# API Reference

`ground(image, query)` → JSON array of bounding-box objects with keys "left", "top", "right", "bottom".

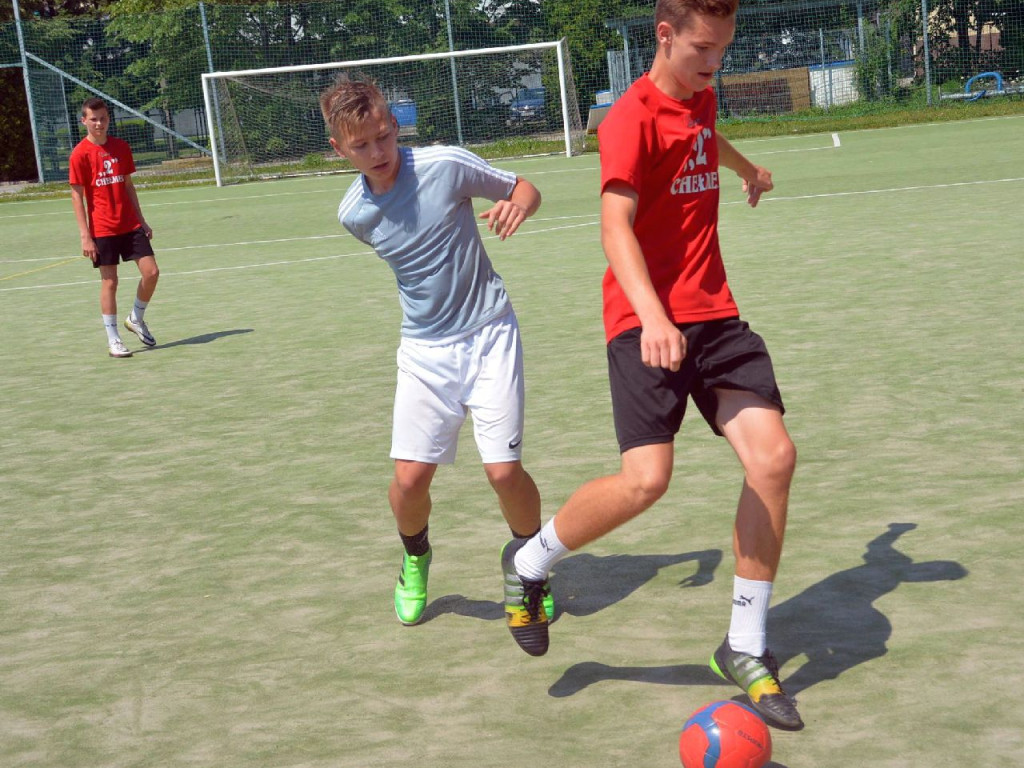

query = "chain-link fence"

[{"left": 2, "top": 0, "right": 1022, "bottom": 183}]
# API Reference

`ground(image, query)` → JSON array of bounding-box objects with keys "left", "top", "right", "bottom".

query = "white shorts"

[{"left": 391, "top": 311, "right": 525, "bottom": 465}]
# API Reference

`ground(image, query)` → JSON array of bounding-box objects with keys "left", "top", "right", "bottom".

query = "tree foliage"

[
  {"left": 3, "top": 0, "right": 1023, "bottom": 181},
  {"left": 928, "top": 0, "right": 1022, "bottom": 81}
]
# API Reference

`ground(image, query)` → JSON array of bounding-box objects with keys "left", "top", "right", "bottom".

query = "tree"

[
  {"left": 928, "top": 0, "right": 1006, "bottom": 81},
  {"left": 0, "top": 0, "right": 117, "bottom": 181}
]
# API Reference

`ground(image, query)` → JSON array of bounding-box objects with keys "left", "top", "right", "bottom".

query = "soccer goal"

[{"left": 201, "top": 39, "right": 585, "bottom": 186}]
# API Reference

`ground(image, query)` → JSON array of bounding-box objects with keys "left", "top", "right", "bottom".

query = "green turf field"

[{"left": 2, "top": 115, "right": 1022, "bottom": 768}]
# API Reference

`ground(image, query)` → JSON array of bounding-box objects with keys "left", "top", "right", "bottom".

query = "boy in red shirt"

[
  {"left": 502, "top": 0, "right": 803, "bottom": 730},
  {"left": 70, "top": 98, "right": 160, "bottom": 358}
]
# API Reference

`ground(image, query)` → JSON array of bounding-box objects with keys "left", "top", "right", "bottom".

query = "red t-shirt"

[
  {"left": 68, "top": 136, "right": 140, "bottom": 238},
  {"left": 598, "top": 74, "right": 738, "bottom": 342}
]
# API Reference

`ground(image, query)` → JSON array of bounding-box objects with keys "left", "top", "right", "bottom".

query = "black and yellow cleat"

[
  {"left": 501, "top": 538, "right": 550, "bottom": 656},
  {"left": 709, "top": 635, "right": 804, "bottom": 730}
]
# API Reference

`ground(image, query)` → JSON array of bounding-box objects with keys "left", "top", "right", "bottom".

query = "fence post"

[
  {"left": 199, "top": 2, "right": 226, "bottom": 158},
  {"left": 857, "top": 0, "right": 865, "bottom": 53},
  {"left": 11, "top": 0, "right": 45, "bottom": 183},
  {"left": 443, "top": 0, "right": 464, "bottom": 145},
  {"left": 921, "top": 0, "right": 932, "bottom": 105},
  {"left": 819, "top": 28, "right": 830, "bottom": 108}
]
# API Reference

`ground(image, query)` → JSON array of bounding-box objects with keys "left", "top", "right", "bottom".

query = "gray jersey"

[{"left": 338, "top": 145, "right": 517, "bottom": 342}]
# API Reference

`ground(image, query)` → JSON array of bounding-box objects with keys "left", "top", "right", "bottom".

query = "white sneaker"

[
  {"left": 125, "top": 314, "right": 156, "bottom": 347},
  {"left": 108, "top": 338, "right": 133, "bottom": 358}
]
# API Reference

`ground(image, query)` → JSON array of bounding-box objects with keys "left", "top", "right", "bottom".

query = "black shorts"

[
  {"left": 93, "top": 228, "right": 154, "bottom": 268},
  {"left": 607, "top": 317, "right": 785, "bottom": 452}
]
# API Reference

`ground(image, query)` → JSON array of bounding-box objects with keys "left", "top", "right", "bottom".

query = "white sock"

[
  {"left": 102, "top": 314, "right": 120, "bottom": 343},
  {"left": 727, "top": 576, "right": 773, "bottom": 656},
  {"left": 514, "top": 518, "right": 569, "bottom": 581},
  {"left": 132, "top": 298, "right": 148, "bottom": 321}
]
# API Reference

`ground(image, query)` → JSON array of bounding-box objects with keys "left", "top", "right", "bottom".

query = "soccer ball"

[{"left": 679, "top": 700, "right": 772, "bottom": 768}]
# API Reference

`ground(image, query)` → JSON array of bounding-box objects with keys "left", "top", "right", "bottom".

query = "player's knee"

[
  {"left": 391, "top": 467, "right": 433, "bottom": 500},
  {"left": 626, "top": 468, "right": 671, "bottom": 510},
  {"left": 484, "top": 461, "right": 525, "bottom": 494},
  {"left": 751, "top": 437, "right": 797, "bottom": 487}
]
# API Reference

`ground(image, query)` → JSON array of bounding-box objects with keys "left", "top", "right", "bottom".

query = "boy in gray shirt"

[{"left": 320, "top": 79, "right": 550, "bottom": 652}]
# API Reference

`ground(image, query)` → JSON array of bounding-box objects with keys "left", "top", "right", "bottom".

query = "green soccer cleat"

[
  {"left": 709, "top": 635, "right": 804, "bottom": 730},
  {"left": 394, "top": 548, "right": 431, "bottom": 626},
  {"left": 501, "top": 538, "right": 550, "bottom": 656},
  {"left": 542, "top": 581, "right": 555, "bottom": 623}
]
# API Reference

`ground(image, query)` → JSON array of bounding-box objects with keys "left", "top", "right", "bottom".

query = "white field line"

[
  {"left": 0, "top": 214, "right": 600, "bottom": 265},
  {"left": 0, "top": 218, "right": 603, "bottom": 293},
  {"left": 723, "top": 175, "right": 1024, "bottom": 206},
  {"left": 4, "top": 110, "right": 1023, "bottom": 221},
  {"left": 4, "top": 175, "right": 1022, "bottom": 291}
]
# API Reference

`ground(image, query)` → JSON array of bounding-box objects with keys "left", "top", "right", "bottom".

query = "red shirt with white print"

[
  {"left": 598, "top": 74, "right": 738, "bottom": 343},
  {"left": 68, "top": 136, "right": 140, "bottom": 238}
]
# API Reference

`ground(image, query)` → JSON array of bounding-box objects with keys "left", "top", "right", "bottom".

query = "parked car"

[{"left": 508, "top": 87, "right": 546, "bottom": 125}]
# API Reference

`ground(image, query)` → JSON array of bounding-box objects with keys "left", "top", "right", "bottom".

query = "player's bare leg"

[
  {"left": 134, "top": 254, "right": 159, "bottom": 303},
  {"left": 389, "top": 460, "right": 437, "bottom": 625},
  {"left": 551, "top": 441, "right": 674, "bottom": 549},
  {"left": 484, "top": 460, "right": 541, "bottom": 537},
  {"left": 99, "top": 264, "right": 119, "bottom": 316},
  {"left": 98, "top": 264, "right": 131, "bottom": 357},
  {"left": 715, "top": 388, "right": 794, "bottom": 582},
  {"left": 125, "top": 255, "right": 160, "bottom": 346},
  {"left": 486, "top": 460, "right": 557, "bottom": 638},
  {"left": 389, "top": 459, "right": 436, "bottom": 536},
  {"left": 710, "top": 387, "right": 803, "bottom": 729},
  {"left": 502, "top": 443, "right": 673, "bottom": 655}
]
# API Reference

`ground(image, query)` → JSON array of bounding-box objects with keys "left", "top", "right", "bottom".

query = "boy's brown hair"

[
  {"left": 655, "top": 0, "right": 739, "bottom": 30},
  {"left": 81, "top": 97, "right": 108, "bottom": 116},
  {"left": 319, "top": 77, "right": 390, "bottom": 140}
]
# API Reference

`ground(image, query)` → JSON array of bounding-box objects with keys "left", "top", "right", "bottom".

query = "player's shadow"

[
  {"left": 417, "top": 549, "right": 723, "bottom": 625},
  {"left": 136, "top": 328, "right": 254, "bottom": 351},
  {"left": 548, "top": 523, "right": 967, "bottom": 701}
]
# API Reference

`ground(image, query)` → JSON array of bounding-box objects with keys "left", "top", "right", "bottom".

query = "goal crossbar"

[
  {"left": 203, "top": 41, "right": 569, "bottom": 81},
  {"left": 201, "top": 39, "right": 583, "bottom": 186}
]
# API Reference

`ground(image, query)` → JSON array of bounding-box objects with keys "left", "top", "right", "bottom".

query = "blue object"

[
  {"left": 964, "top": 72, "right": 1003, "bottom": 101},
  {"left": 389, "top": 100, "right": 417, "bottom": 128}
]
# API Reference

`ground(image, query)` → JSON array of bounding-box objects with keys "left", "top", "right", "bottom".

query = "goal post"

[{"left": 201, "top": 40, "right": 584, "bottom": 186}]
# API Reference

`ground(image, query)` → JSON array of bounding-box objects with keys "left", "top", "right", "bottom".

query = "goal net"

[{"left": 202, "top": 40, "right": 584, "bottom": 186}]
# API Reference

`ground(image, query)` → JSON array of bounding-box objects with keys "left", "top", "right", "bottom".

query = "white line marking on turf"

[
  {"left": 0, "top": 252, "right": 367, "bottom": 292},
  {"left": 0, "top": 216, "right": 598, "bottom": 264},
  {"left": 5, "top": 176, "right": 1021, "bottom": 291},
  {"left": 747, "top": 144, "right": 839, "bottom": 157},
  {"left": 723, "top": 175, "right": 1024, "bottom": 205},
  {"left": 0, "top": 233, "right": 356, "bottom": 264},
  {"left": 0, "top": 187, "right": 341, "bottom": 219}
]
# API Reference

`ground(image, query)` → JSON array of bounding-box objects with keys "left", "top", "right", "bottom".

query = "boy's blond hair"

[
  {"left": 655, "top": 0, "right": 739, "bottom": 30},
  {"left": 319, "top": 77, "right": 390, "bottom": 140}
]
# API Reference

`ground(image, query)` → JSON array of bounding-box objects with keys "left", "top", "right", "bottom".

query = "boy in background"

[
  {"left": 320, "top": 79, "right": 552, "bottom": 642},
  {"left": 69, "top": 97, "right": 159, "bottom": 358},
  {"left": 504, "top": 0, "right": 804, "bottom": 728}
]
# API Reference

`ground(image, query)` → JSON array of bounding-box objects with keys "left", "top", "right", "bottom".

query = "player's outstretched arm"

[
  {"left": 479, "top": 177, "right": 540, "bottom": 240},
  {"left": 719, "top": 136, "right": 773, "bottom": 208}
]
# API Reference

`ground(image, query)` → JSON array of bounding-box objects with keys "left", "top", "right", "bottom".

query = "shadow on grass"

[
  {"left": 136, "top": 328, "right": 254, "bottom": 351},
  {"left": 417, "top": 549, "right": 723, "bottom": 625},
  {"left": 548, "top": 523, "right": 967, "bottom": 704}
]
